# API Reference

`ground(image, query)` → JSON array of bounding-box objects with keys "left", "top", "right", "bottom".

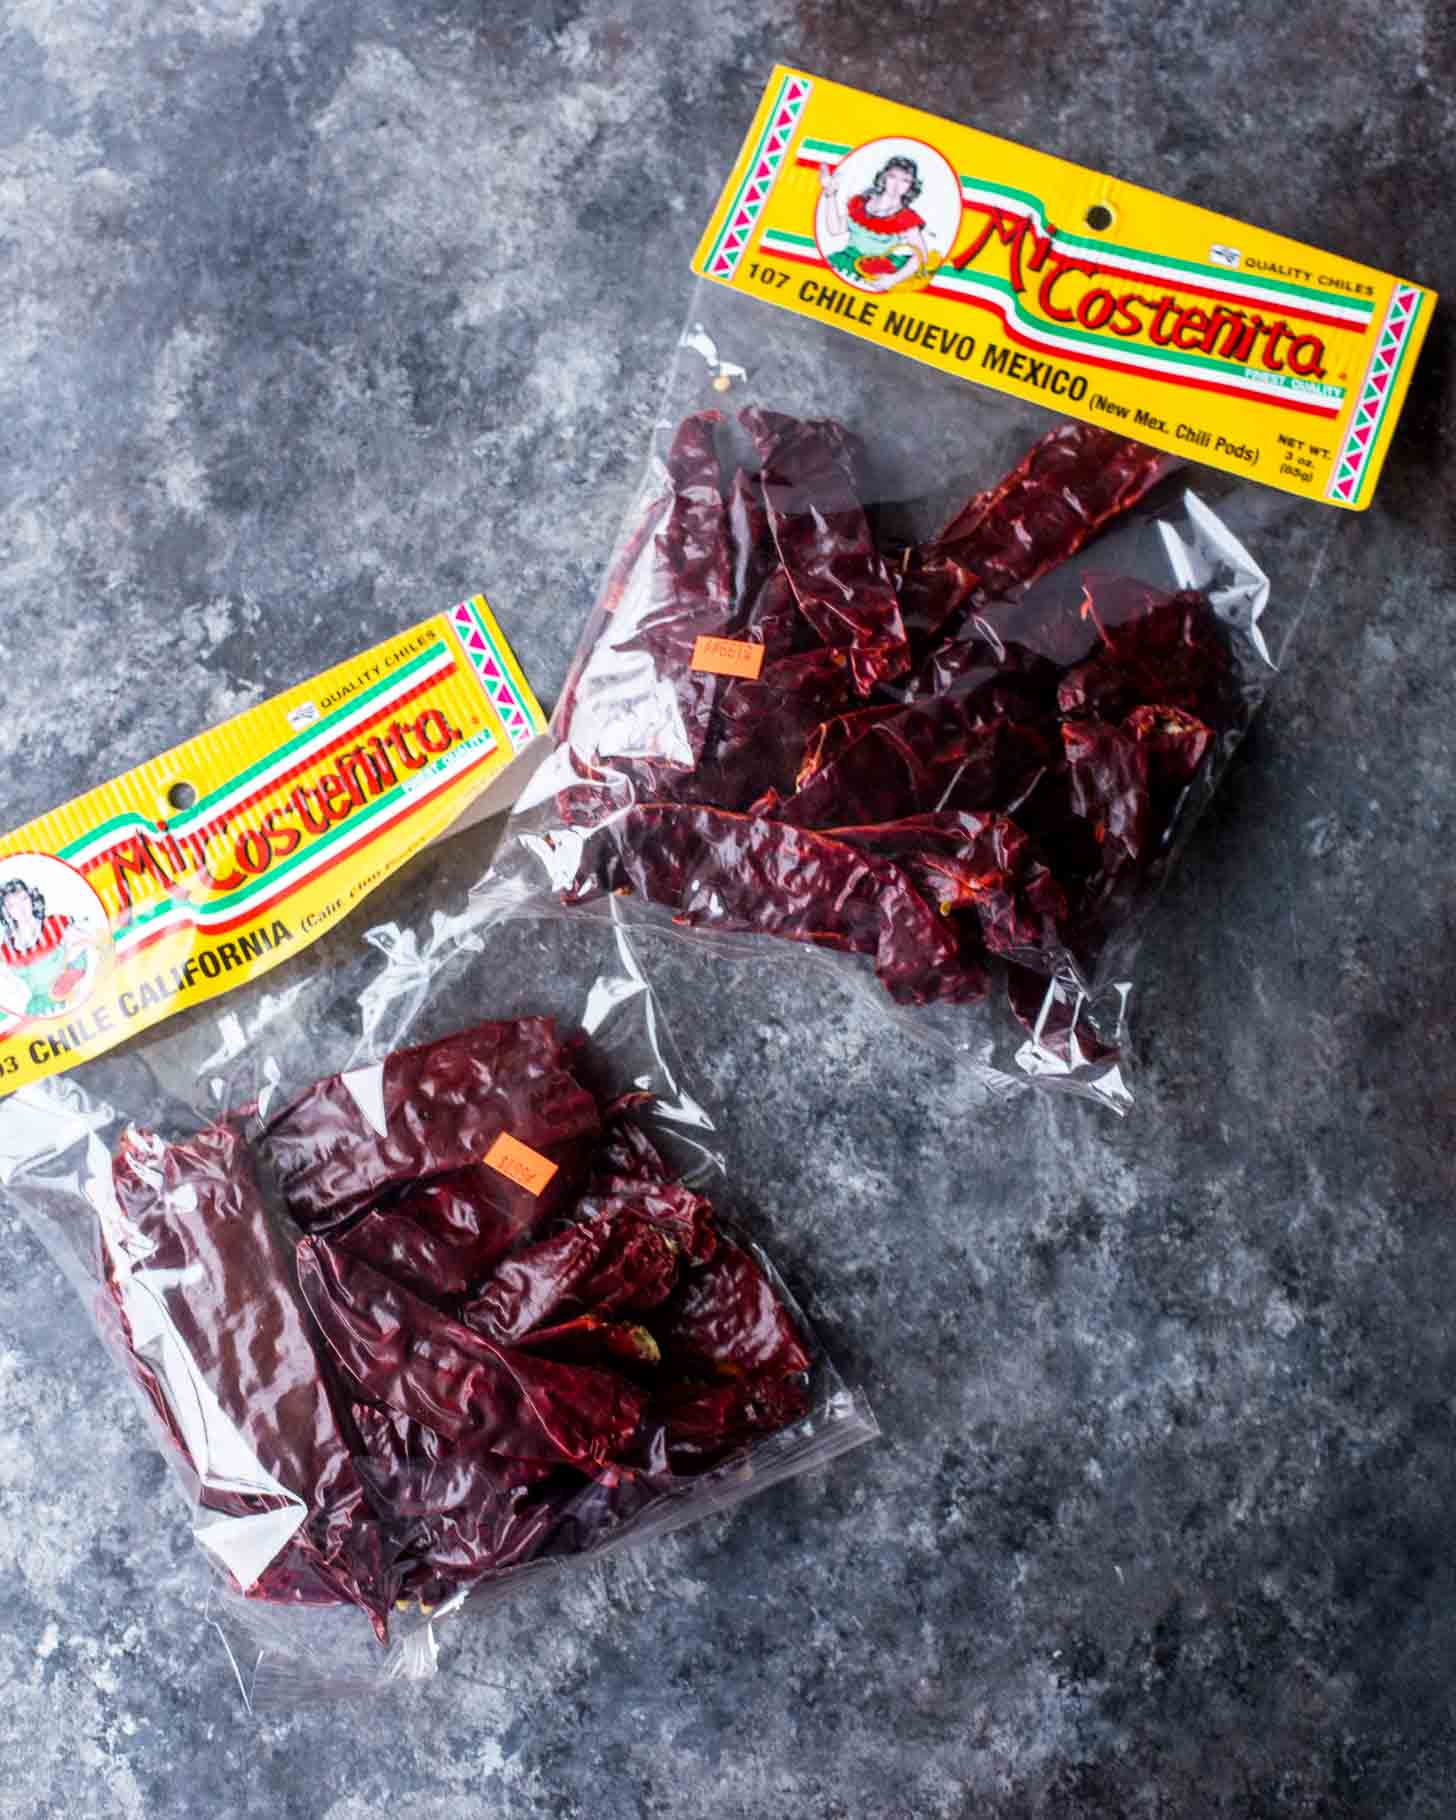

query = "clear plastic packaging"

[
  {"left": 481, "top": 285, "right": 1339, "bottom": 1111},
  {"left": 0, "top": 828, "right": 875, "bottom": 1706}
]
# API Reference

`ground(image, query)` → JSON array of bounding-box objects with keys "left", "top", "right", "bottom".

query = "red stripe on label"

[
  {"left": 932, "top": 286, "right": 1343, "bottom": 418},
  {"left": 81, "top": 660, "right": 462, "bottom": 879},
  {"left": 115, "top": 749, "right": 496, "bottom": 957},
  {"left": 954, "top": 202, "right": 1367, "bottom": 335},
  {"left": 760, "top": 244, "right": 1340, "bottom": 417}
]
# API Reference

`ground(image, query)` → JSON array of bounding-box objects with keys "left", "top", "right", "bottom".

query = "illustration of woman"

[
  {"left": 819, "top": 154, "right": 931, "bottom": 291},
  {"left": 0, "top": 878, "right": 97, "bottom": 1019}
]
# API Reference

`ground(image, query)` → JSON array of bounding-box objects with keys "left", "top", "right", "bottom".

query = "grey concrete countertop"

[{"left": 2, "top": 3, "right": 1453, "bottom": 1814}]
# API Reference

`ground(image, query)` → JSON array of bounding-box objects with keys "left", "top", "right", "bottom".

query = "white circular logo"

[
  {"left": 814, "top": 135, "right": 963, "bottom": 294},
  {"left": 0, "top": 854, "right": 112, "bottom": 1024}
]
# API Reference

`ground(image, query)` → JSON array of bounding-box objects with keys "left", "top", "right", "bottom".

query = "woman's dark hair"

[
  {"left": 0, "top": 879, "right": 47, "bottom": 946},
  {"left": 863, "top": 155, "right": 923, "bottom": 207}
]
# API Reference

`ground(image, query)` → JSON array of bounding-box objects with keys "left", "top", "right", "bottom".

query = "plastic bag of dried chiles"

[
  {"left": 480, "top": 66, "right": 1435, "bottom": 1112},
  {"left": 0, "top": 598, "right": 875, "bottom": 1707}
]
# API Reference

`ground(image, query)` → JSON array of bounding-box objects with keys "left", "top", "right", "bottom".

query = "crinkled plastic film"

[
  {"left": 0, "top": 829, "right": 876, "bottom": 1707},
  {"left": 481, "top": 283, "right": 1341, "bottom": 1111}
]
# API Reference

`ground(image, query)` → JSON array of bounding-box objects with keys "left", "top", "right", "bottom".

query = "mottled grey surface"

[{"left": 1, "top": 1, "right": 1454, "bottom": 1814}]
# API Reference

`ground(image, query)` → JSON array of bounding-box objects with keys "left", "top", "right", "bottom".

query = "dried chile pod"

[
  {"left": 912, "top": 423, "right": 1173, "bottom": 651},
  {"left": 396, "top": 1464, "right": 567, "bottom": 1600},
  {"left": 657, "top": 1371, "right": 812, "bottom": 1472},
  {"left": 353, "top": 1403, "right": 555, "bottom": 1521},
  {"left": 827, "top": 811, "right": 1070, "bottom": 972},
  {"left": 1056, "top": 706, "right": 1215, "bottom": 970},
  {"left": 327, "top": 1200, "right": 486, "bottom": 1305},
  {"left": 353, "top": 1401, "right": 451, "bottom": 1486},
  {"left": 907, "top": 609, "right": 1083, "bottom": 703},
  {"left": 575, "top": 1180, "right": 719, "bottom": 1262},
  {"left": 556, "top": 800, "right": 987, "bottom": 1006},
  {"left": 245, "top": 1530, "right": 414, "bottom": 1633},
  {"left": 654, "top": 1238, "right": 813, "bottom": 1382},
  {"left": 823, "top": 809, "right": 1001, "bottom": 891},
  {"left": 352, "top": 1407, "right": 565, "bottom": 1598},
  {"left": 462, "top": 1207, "right": 685, "bottom": 1342},
  {"left": 261, "top": 1017, "right": 601, "bottom": 1227},
  {"left": 327, "top": 1163, "right": 552, "bottom": 1305},
  {"left": 741, "top": 406, "right": 909, "bottom": 693},
  {"left": 591, "top": 1095, "right": 675, "bottom": 1186},
  {"left": 1063, "top": 719, "right": 1155, "bottom": 870},
  {"left": 1125, "top": 703, "right": 1215, "bottom": 794},
  {"left": 1058, "top": 577, "right": 1234, "bottom": 728},
  {"left": 554, "top": 646, "right": 855, "bottom": 823},
  {"left": 557, "top": 472, "right": 839, "bottom": 822},
  {"left": 104, "top": 1124, "right": 391, "bottom": 1632},
  {"left": 334, "top": 1139, "right": 596, "bottom": 1306},
  {"left": 727, "top": 473, "right": 825, "bottom": 662},
  {"left": 795, "top": 702, "right": 907, "bottom": 789},
  {"left": 514, "top": 1315, "right": 664, "bottom": 1371},
  {"left": 695, "top": 647, "right": 854, "bottom": 808},
  {"left": 895, "top": 541, "right": 980, "bottom": 654},
  {"left": 611, "top": 410, "right": 737, "bottom": 766},
  {"left": 297, "top": 1235, "right": 645, "bottom": 1472},
  {"left": 902, "top": 555, "right": 1113, "bottom": 703},
  {"left": 774, "top": 707, "right": 1052, "bottom": 830}
]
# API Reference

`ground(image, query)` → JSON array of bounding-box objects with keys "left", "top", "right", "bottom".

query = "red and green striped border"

[
  {"left": 703, "top": 72, "right": 813, "bottom": 280},
  {"left": 449, "top": 595, "right": 544, "bottom": 749},
  {"left": 1325, "top": 283, "right": 1424, "bottom": 505}
]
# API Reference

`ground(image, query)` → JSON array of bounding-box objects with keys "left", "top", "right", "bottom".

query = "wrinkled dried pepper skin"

[
  {"left": 310, "top": 1236, "right": 651, "bottom": 1461},
  {"left": 613, "top": 411, "right": 737, "bottom": 767},
  {"left": 328, "top": 1163, "right": 549, "bottom": 1305},
  {"left": 261, "top": 1018, "right": 600, "bottom": 1227},
  {"left": 463, "top": 1209, "right": 683, "bottom": 1342},
  {"left": 741, "top": 406, "right": 910, "bottom": 693},
  {"left": 104, "top": 1123, "right": 391, "bottom": 1631},
  {"left": 546, "top": 410, "right": 1240, "bottom": 1044},
  {"left": 902, "top": 422, "right": 1174, "bottom": 668},
  {"left": 100, "top": 1018, "right": 819, "bottom": 1637},
  {"left": 774, "top": 705, "right": 1052, "bottom": 830},
  {"left": 827, "top": 812, "right": 1070, "bottom": 974},
  {"left": 656, "top": 1238, "right": 812, "bottom": 1382},
  {"left": 351, "top": 1403, "right": 564, "bottom": 1600},
  {"left": 1059, "top": 577, "right": 1234, "bottom": 728},
  {"left": 558, "top": 800, "right": 987, "bottom": 1005},
  {"left": 660, "top": 1372, "right": 811, "bottom": 1471}
]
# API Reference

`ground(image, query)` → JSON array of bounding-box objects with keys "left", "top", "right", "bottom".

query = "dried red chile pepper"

[
  {"left": 557, "top": 412, "right": 736, "bottom": 774},
  {"left": 100, "top": 1123, "right": 394, "bottom": 1635},
  {"left": 98, "top": 1019, "right": 817, "bottom": 1638},
  {"left": 262, "top": 1016, "right": 600, "bottom": 1227},
  {"left": 550, "top": 409, "right": 1240, "bottom": 1054},
  {"left": 741, "top": 406, "right": 910, "bottom": 693},
  {"left": 557, "top": 799, "right": 988, "bottom": 1005},
  {"left": 899, "top": 421, "right": 1173, "bottom": 664}
]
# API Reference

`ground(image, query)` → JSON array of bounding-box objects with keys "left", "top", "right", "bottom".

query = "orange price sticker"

[
  {"left": 690, "top": 635, "right": 765, "bottom": 680},
  {"left": 482, "top": 1131, "right": 558, "bottom": 1196}
]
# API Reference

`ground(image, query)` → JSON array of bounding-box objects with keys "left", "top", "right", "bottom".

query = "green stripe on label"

[
  {"left": 58, "top": 641, "right": 449, "bottom": 862},
  {"left": 1354, "top": 291, "right": 1421, "bottom": 506},
  {"left": 708, "top": 74, "right": 795, "bottom": 269},
  {"left": 956, "top": 175, "right": 1371, "bottom": 315}
]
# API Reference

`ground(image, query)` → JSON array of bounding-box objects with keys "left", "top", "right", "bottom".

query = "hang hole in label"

[
  {"left": 1084, "top": 203, "right": 1115, "bottom": 232},
  {"left": 167, "top": 781, "right": 197, "bottom": 812}
]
